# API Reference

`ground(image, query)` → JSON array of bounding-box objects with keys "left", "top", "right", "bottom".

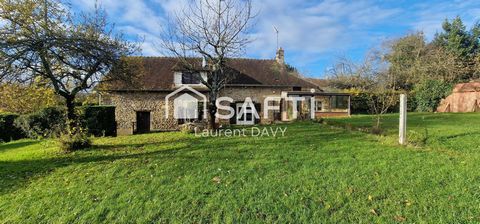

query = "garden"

[{"left": 1, "top": 113, "right": 479, "bottom": 223}]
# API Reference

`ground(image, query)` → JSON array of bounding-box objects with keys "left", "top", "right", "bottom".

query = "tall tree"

[
  {"left": 433, "top": 16, "right": 480, "bottom": 59},
  {"left": 385, "top": 32, "right": 426, "bottom": 90},
  {"left": 418, "top": 46, "right": 472, "bottom": 83},
  {"left": 0, "top": 0, "right": 138, "bottom": 124},
  {"left": 0, "top": 78, "right": 58, "bottom": 114},
  {"left": 160, "top": 0, "right": 256, "bottom": 129}
]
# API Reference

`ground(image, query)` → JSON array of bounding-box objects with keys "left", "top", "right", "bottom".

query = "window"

[
  {"left": 182, "top": 72, "right": 202, "bottom": 84},
  {"left": 332, "top": 96, "right": 349, "bottom": 110},
  {"left": 315, "top": 101, "right": 323, "bottom": 112},
  {"left": 292, "top": 86, "right": 302, "bottom": 91},
  {"left": 197, "top": 102, "right": 204, "bottom": 121},
  {"left": 177, "top": 102, "right": 204, "bottom": 124}
]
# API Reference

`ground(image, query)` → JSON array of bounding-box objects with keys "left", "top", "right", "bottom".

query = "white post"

[{"left": 399, "top": 94, "right": 407, "bottom": 145}]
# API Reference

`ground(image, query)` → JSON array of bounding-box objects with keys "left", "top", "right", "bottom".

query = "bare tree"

[
  {"left": 360, "top": 50, "right": 399, "bottom": 130},
  {"left": 327, "top": 51, "right": 399, "bottom": 130},
  {"left": 160, "top": 0, "right": 256, "bottom": 129},
  {"left": 0, "top": 0, "right": 138, "bottom": 124},
  {"left": 326, "top": 56, "right": 375, "bottom": 90}
]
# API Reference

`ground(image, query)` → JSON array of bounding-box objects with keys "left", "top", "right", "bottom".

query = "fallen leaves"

[
  {"left": 368, "top": 195, "right": 373, "bottom": 201},
  {"left": 212, "top": 176, "right": 221, "bottom": 184},
  {"left": 394, "top": 215, "right": 406, "bottom": 222}
]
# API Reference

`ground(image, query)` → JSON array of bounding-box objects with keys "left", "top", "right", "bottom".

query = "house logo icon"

[{"left": 165, "top": 86, "right": 208, "bottom": 120}]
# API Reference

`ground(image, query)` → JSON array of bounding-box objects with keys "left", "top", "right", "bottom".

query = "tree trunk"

[
  {"left": 375, "top": 115, "right": 381, "bottom": 129},
  {"left": 65, "top": 94, "right": 77, "bottom": 124},
  {"left": 208, "top": 91, "right": 218, "bottom": 130},
  {"left": 208, "top": 104, "right": 217, "bottom": 129}
]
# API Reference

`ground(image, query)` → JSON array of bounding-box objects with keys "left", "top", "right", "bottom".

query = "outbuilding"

[{"left": 437, "top": 81, "right": 480, "bottom": 113}]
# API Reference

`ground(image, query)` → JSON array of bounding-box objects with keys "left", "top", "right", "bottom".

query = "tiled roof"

[
  {"left": 106, "top": 57, "right": 319, "bottom": 91},
  {"left": 453, "top": 82, "right": 480, "bottom": 93},
  {"left": 305, "top": 78, "right": 329, "bottom": 88}
]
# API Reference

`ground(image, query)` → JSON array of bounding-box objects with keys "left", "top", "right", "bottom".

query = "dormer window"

[
  {"left": 174, "top": 71, "right": 207, "bottom": 87},
  {"left": 292, "top": 86, "right": 302, "bottom": 91},
  {"left": 182, "top": 72, "right": 202, "bottom": 84}
]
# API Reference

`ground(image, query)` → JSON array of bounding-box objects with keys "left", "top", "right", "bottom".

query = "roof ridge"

[{"left": 129, "top": 55, "right": 275, "bottom": 61}]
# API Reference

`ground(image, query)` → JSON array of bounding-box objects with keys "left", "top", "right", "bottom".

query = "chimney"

[{"left": 276, "top": 47, "right": 285, "bottom": 64}]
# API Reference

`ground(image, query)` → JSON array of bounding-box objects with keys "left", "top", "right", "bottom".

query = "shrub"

[
  {"left": 370, "top": 126, "right": 384, "bottom": 135},
  {"left": 57, "top": 125, "right": 91, "bottom": 152},
  {"left": 414, "top": 80, "right": 453, "bottom": 112},
  {"left": 0, "top": 113, "right": 25, "bottom": 142},
  {"left": 15, "top": 107, "right": 66, "bottom": 139},
  {"left": 80, "top": 106, "right": 116, "bottom": 137},
  {"left": 408, "top": 128, "right": 429, "bottom": 146},
  {"left": 350, "top": 93, "right": 371, "bottom": 114},
  {"left": 406, "top": 92, "right": 417, "bottom": 112},
  {"left": 313, "top": 117, "right": 325, "bottom": 124},
  {"left": 349, "top": 91, "right": 415, "bottom": 114}
]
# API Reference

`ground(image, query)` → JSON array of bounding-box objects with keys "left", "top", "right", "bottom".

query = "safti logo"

[{"left": 166, "top": 86, "right": 317, "bottom": 121}]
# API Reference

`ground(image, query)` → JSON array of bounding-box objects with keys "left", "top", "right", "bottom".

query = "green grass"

[
  {"left": 1, "top": 113, "right": 480, "bottom": 223},
  {"left": 325, "top": 112, "right": 480, "bottom": 152}
]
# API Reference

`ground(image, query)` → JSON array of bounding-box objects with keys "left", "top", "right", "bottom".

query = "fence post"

[{"left": 399, "top": 94, "right": 407, "bottom": 145}]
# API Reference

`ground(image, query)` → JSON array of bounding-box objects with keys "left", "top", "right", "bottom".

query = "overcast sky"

[{"left": 72, "top": 0, "right": 480, "bottom": 78}]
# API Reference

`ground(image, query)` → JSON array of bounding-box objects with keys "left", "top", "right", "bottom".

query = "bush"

[
  {"left": 408, "top": 128, "right": 429, "bottom": 146},
  {"left": 350, "top": 93, "right": 371, "bottom": 114},
  {"left": 407, "top": 92, "right": 417, "bottom": 112},
  {"left": 414, "top": 80, "right": 453, "bottom": 112},
  {"left": 11, "top": 105, "right": 116, "bottom": 140},
  {"left": 350, "top": 92, "right": 403, "bottom": 114},
  {"left": 370, "top": 126, "right": 384, "bottom": 135},
  {"left": 15, "top": 107, "right": 66, "bottom": 139},
  {"left": 0, "top": 113, "right": 25, "bottom": 142},
  {"left": 80, "top": 106, "right": 116, "bottom": 137},
  {"left": 57, "top": 126, "right": 91, "bottom": 152},
  {"left": 313, "top": 117, "right": 325, "bottom": 124}
]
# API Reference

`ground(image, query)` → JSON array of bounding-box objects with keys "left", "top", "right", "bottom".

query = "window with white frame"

[
  {"left": 181, "top": 72, "right": 202, "bottom": 84},
  {"left": 315, "top": 101, "right": 323, "bottom": 112}
]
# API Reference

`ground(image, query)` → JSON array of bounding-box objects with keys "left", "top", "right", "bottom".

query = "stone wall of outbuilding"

[
  {"left": 103, "top": 86, "right": 312, "bottom": 135},
  {"left": 104, "top": 92, "right": 178, "bottom": 135}
]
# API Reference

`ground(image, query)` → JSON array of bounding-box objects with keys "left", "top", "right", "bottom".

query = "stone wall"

[
  {"left": 219, "top": 86, "right": 292, "bottom": 124},
  {"left": 105, "top": 86, "right": 308, "bottom": 135},
  {"left": 106, "top": 92, "right": 179, "bottom": 135}
]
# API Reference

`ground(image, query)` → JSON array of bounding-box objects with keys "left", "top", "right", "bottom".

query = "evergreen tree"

[{"left": 433, "top": 16, "right": 480, "bottom": 58}]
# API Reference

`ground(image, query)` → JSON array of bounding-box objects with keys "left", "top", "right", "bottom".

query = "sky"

[{"left": 72, "top": 0, "right": 480, "bottom": 78}]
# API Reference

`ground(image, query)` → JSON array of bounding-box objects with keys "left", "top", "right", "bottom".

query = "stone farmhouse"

[{"left": 101, "top": 49, "right": 351, "bottom": 135}]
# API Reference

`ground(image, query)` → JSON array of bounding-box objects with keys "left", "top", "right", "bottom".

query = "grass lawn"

[{"left": 1, "top": 113, "right": 480, "bottom": 223}]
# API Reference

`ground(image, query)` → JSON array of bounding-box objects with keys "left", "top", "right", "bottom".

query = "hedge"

[
  {"left": 414, "top": 80, "right": 453, "bottom": 112},
  {"left": 1, "top": 106, "right": 116, "bottom": 141},
  {"left": 350, "top": 92, "right": 416, "bottom": 114},
  {"left": 0, "top": 113, "right": 25, "bottom": 142},
  {"left": 14, "top": 107, "right": 66, "bottom": 139},
  {"left": 81, "top": 106, "right": 116, "bottom": 137}
]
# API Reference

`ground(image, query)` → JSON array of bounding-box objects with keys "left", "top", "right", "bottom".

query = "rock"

[{"left": 180, "top": 122, "right": 207, "bottom": 133}]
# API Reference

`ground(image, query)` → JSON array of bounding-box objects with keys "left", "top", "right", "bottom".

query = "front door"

[
  {"left": 136, "top": 111, "right": 151, "bottom": 133},
  {"left": 236, "top": 103, "right": 255, "bottom": 125}
]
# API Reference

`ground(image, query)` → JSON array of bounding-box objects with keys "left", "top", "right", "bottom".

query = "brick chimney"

[{"left": 276, "top": 47, "right": 285, "bottom": 64}]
